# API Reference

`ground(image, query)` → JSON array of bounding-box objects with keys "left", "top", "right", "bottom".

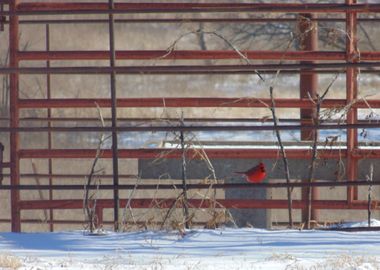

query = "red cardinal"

[{"left": 235, "top": 162, "right": 266, "bottom": 183}]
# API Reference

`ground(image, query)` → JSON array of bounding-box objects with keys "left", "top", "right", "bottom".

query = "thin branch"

[
  {"left": 83, "top": 102, "right": 106, "bottom": 233},
  {"left": 269, "top": 85, "right": 293, "bottom": 228},
  {"left": 367, "top": 163, "right": 374, "bottom": 228},
  {"left": 305, "top": 73, "right": 339, "bottom": 229},
  {"left": 121, "top": 176, "right": 141, "bottom": 231},
  {"left": 31, "top": 160, "right": 49, "bottom": 223},
  {"left": 264, "top": 22, "right": 303, "bottom": 229},
  {"left": 359, "top": 23, "right": 377, "bottom": 51},
  {"left": 160, "top": 192, "right": 183, "bottom": 230},
  {"left": 159, "top": 29, "right": 264, "bottom": 82},
  {"left": 179, "top": 114, "right": 190, "bottom": 229}
]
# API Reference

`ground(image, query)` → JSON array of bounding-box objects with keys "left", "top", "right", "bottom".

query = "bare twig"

[
  {"left": 359, "top": 23, "right": 377, "bottom": 51},
  {"left": 305, "top": 73, "right": 339, "bottom": 229},
  {"left": 269, "top": 85, "right": 293, "bottom": 228},
  {"left": 160, "top": 192, "right": 183, "bottom": 230},
  {"left": 265, "top": 26, "right": 302, "bottom": 229},
  {"left": 179, "top": 114, "right": 190, "bottom": 229},
  {"left": 83, "top": 103, "right": 106, "bottom": 233},
  {"left": 159, "top": 29, "right": 264, "bottom": 82},
  {"left": 31, "top": 160, "right": 49, "bottom": 223},
  {"left": 367, "top": 163, "right": 374, "bottom": 228},
  {"left": 121, "top": 176, "right": 141, "bottom": 231}
]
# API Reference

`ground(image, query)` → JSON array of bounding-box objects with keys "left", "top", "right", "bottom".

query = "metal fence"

[{"left": 1, "top": 1, "right": 380, "bottom": 232}]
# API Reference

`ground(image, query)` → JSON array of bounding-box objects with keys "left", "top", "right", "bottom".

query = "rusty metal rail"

[
  {"left": 17, "top": 199, "right": 380, "bottom": 211},
  {"left": 15, "top": 50, "right": 380, "bottom": 61},
  {"left": 16, "top": 148, "right": 379, "bottom": 160},
  {"left": 0, "top": 181, "right": 379, "bottom": 190},
  {"left": 3, "top": 3, "right": 380, "bottom": 15},
  {"left": 16, "top": 97, "right": 380, "bottom": 109},
  {"left": 0, "top": 123, "right": 379, "bottom": 133},
  {"left": 3, "top": 17, "right": 380, "bottom": 25},
  {"left": 1, "top": 62, "right": 380, "bottom": 74}
]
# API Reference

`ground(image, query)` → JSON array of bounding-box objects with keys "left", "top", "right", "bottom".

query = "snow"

[
  {"left": 112, "top": 122, "right": 380, "bottom": 149},
  {"left": 330, "top": 218, "right": 380, "bottom": 229},
  {"left": 2, "top": 223, "right": 380, "bottom": 269}
]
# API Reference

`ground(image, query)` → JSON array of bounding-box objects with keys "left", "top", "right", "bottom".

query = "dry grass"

[
  {"left": 266, "top": 253, "right": 297, "bottom": 262},
  {"left": 317, "top": 254, "right": 380, "bottom": 270},
  {"left": 281, "top": 254, "right": 380, "bottom": 270},
  {"left": 0, "top": 254, "right": 22, "bottom": 269}
]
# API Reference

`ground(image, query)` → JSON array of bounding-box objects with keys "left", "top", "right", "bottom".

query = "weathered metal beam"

[
  {"left": 0, "top": 116, "right": 377, "bottom": 124},
  {"left": 17, "top": 50, "right": 380, "bottom": 61},
  {"left": 108, "top": 0, "right": 120, "bottom": 232},
  {"left": 18, "top": 148, "right": 345, "bottom": 159},
  {"left": 1, "top": 62, "right": 380, "bottom": 74},
  {"left": 45, "top": 23, "right": 54, "bottom": 232},
  {"left": 299, "top": 13, "right": 320, "bottom": 225},
  {"left": 0, "top": 123, "right": 379, "bottom": 133},
  {"left": 2, "top": 173, "right": 137, "bottom": 179},
  {"left": 18, "top": 199, "right": 380, "bottom": 210},
  {"left": 0, "top": 116, "right": 304, "bottom": 123},
  {"left": 7, "top": 3, "right": 380, "bottom": 16},
  {"left": 9, "top": 0, "right": 20, "bottom": 233},
  {"left": 17, "top": 148, "right": 379, "bottom": 160},
  {"left": 346, "top": 0, "right": 359, "bottom": 203},
  {"left": 3, "top": 181, "right": 380, "bottom": 190},
  {"left": 16, "top": 97, "right": 380, "bottom": 109},
  {"left": 4, "top": 17, "right": 380, "bottom": 25}
]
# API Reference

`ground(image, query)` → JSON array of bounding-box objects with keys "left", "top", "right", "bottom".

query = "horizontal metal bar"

[
  {"left": 16, "top": 97, "right": 380, "bottom": 109},
  {"left": 1, "top": 62, "right": 380, "bottom": 74},
  {"left": 4, "top": 17, "right": 380, "bottom": 25},
  {"left": 0, "top": 117, "right": 377, "bottom": 124},
  {"left": 17, "top": 50, "right": 380, "bottom": 61},
  {"left": 1, "top": 68, "right": 379, "bottom": 76},
  {"left": 1, "top": 173, "right": 137, "bottom": 179},
  {"left": 2, "top": 181, "right": 380, "bottom": 190},
  {"left": 17, "top": 148, "right": 378, "bottom": 159},
  {"left": 0, "top": 123, "right": 379, "bottom": 133},
  {"left": 0, "top": 219, "right": 211, "bottom": 226},
  {"left": 18, "top": 198, "right": 380, "bottom": 210},
  {"left": 7, "top": 162, "right": 379, "bottom": 179},
  {"left": 0, "top": 117, "right": 303, "bottom": 123},
  {"left": 1, "top": 162, "right": 10, "bottom": 168},
  {"left": 4, "top": 3, "right": 379, "bottom": 16},
  {"left": 0, "top": 218, "right": 214, "bottom": 228},
  {"left": 0, "top": 219, "right": 86, "bottom": 225},
  {"left": 18, "top": 148, "right": 346, "bottom": 159}
]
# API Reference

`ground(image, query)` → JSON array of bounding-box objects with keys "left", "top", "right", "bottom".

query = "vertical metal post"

[
  {"left": 108, "top": 0, "right": 120, "bottom": 231},
  {"left": 346, "top": 0, "right": 359, "bottom": 203},
  {"left": 299, "top": 14, "right": 318, "bottom": 142},
  {"left": 9, "top": 0, "right": 20, "bottom": 232},
  {"left": 299, "top": 13, "right": 319, "bottom": 225},
  {"left": 46, "top": 24, "right": 54, "bottom": 232}
]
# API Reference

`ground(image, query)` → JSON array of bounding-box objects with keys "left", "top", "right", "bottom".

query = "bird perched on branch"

[{"left": 235, "top": 162, "right": 266, "bottom": 183}]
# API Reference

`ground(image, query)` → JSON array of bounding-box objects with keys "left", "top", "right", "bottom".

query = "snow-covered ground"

[{"left": 1, "top": 221, "right": 380, "bottom": 269}]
